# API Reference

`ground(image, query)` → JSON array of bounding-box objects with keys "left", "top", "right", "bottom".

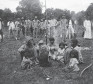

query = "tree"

[
  {"left": 17, "top": 0, "right": 42, "bottom": 19},
  {"left": 85, "top": 3, "right": 93, "bottom": 20},
  {"left": 75, "top": 11, "right": 85, "bottom": 25},
  {"left": 0, "top": 9, "right": 4, "bottom": 18}
]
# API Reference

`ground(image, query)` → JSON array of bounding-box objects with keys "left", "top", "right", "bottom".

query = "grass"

[{"left": 0, "top": 27, "right": 93, "bottom": 84}]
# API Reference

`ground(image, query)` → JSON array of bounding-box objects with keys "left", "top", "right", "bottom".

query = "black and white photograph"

[{"left": 0, "top": 0, "right": 93, "bottom": 84}]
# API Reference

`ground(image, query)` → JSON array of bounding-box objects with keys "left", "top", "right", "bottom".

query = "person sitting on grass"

[
  {"left": 64, "top": 39, "right": 84, "bottom": 65},
  {"left": 63, "top": 49, "right": 80, "bottom": 72},
  {"left": 55, "top": 42, "right": 66, "bottom": 65},
  {"left": 68, "top": 49, "right": 80, "bottom": 71},
  {"left": 36, "top": 40, "right": 51, "bottom": 67},
  {"left": 47, "top": 37, "right": 58, "bottom": 60},
  {"left": 18, "top": 36, "right": 36, "bottom": 69}
]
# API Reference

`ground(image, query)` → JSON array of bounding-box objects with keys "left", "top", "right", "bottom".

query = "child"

[
  {"left": 68, "top": 49, "right": 80, "bottom": 71},
  {"left": 47, "top": 37, "right": 58, "bottom": 60},
  {"left": 56, "top": 42, "right": 66, "bottom": 63},
  {"left": 64, "top": 39, "right": 84, "bottom": 64},
  {"left": 18, "top": 36, "right": 36, "bottom": 69},
  {"left": 71, "top": 39, "right": 84, "bottom": 63}
]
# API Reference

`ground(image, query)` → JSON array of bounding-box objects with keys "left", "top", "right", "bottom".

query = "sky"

[{"left": 0, "top": 0, "right": 93, "bottom": 13}]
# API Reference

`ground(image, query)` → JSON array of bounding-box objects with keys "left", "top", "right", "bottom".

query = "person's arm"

[
  {"left": 78, "top": 47, "right": 84, "bottom": 63},
  {"left": 18, "top": 44, "right": 26, "bottom": 53}
]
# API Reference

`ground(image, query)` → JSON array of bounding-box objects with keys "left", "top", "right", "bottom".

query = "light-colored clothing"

[
  {"left": 83, "top": 20, "right": 92, "bottom": 39},
  {"left": 64, "top": 46, "right": 83, "bottom": 64},
  {"left": 47, "top": 43, "right": 58, "bottom": 60},
  {"left": 74, "top": 46, "right": 83, "bottom": 63},
  {"left": 0, "top": 21, "right": 2, "bottom": 30},
  {"left": 56, "top": 48, "right": 65, "bottom": 62},
  {"left": 32, "top": 20, "right": 39, "bottom": 29},
  {"left": 66, "top": 20, "right": 75, "bottom": 39},
  {"left": 69, "top": 58, "right": 79, "bottom": 71},
  {"left": 57, "top": 19, "right": 68, "bottom": 42},
  {"left": 32, "top": 19, "right": 39, "bottom": 38},
  {"left": 9, "top": 22, "right": 15, "bottom": 30},
  {"left": 21, "top": 57, "right": 33, "bottom": 68}
]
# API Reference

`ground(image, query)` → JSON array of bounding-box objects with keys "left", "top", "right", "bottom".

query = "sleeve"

[{"left": 18, "top": 45, "right": 26, "bottom": 52}]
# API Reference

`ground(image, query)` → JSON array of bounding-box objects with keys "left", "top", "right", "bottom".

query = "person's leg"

[{"left": 0, "top": 30, "right": 3, "bottom": 42}]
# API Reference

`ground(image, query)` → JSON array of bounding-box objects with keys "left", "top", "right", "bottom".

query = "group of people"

[
  {"left": 7, "top": 15, "right": 76, "bottom": 44},
  {"left": 18, "top": 36, "right": 84, "bottom": 72}
]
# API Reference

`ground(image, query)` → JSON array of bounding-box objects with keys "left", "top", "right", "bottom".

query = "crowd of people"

[
  {"left": 18, "top": 36, "right": 84, "bottom": 72},
  {"left": 0, "top": 15, "right": 92, "bottom": 74},
  {"left": 6, "top": 15, "right": 76, "bottom": 43}
]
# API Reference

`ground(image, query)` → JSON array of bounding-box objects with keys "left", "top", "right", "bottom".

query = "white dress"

[
  {"left": 66, "top": 20, "right": 75, "bottom": 39},
  {"left": 83, "top": 20, "right": 92, "bottom": 39}
]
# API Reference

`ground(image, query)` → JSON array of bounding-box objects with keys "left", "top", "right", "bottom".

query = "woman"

[{"left": 83, "top": 20, "right": 92, "bottom": 39}]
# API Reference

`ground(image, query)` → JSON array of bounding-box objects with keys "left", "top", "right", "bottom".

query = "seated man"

[
  {"left": 18, "top": 36, "right": 36, "bottom": 69},
  {"left": 36, "top": 40, "right": 51, "bottom": 67}
]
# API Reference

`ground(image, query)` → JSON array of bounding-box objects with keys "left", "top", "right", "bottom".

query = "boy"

[{"left": 47, "top": 37, "right": 58, "bottom": 60}]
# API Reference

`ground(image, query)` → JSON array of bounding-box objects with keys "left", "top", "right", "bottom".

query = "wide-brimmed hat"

[
  {"left": 38, "top": 40, "right": 44, "bottom": 44},
  {"left": 35, "top": 16, "right": 37, "bottom": 19},
  {"left": 23, "top": 36, "right": 33, "bottom": 44}
]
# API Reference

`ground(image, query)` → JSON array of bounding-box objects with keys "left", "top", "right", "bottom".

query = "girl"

[
  {"left": 56, "top": 42, "right": 66, "bottom": 63},
  {"left": 68, "top": 49, "right": 80, "bottom": 71}
]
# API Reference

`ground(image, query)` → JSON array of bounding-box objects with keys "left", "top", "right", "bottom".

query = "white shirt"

[{"left": 0, "top": 21, "right": 2, "bottom": 30}]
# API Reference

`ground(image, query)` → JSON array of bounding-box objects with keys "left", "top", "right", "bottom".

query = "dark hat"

[{"left": 49, "top": 37, "right": 55, "bottom": 41}]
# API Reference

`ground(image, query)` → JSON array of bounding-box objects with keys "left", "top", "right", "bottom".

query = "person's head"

[
  {"left": 49, "top": 37, "right": 55, "bottom": 44},
  {"left": 38, "top": 40, "right": 44, "bottom": 47},
  {"left": 59, "top": 42, "right": 65, "bottom": 49},
  {"left": 70, "top": 49, "right": 79, "bottom": 59},
  {"left": 71, "top": 39, "right": 78, "bottom": 48},
  {"left": 41, "top": 19, "right": 43, "bottom": 22},
  {"left": 35, "top": 16, "right": 38, "bottom": 20},
  {"left": 25, "top": 36, "right": 34, "bottom": 47}
]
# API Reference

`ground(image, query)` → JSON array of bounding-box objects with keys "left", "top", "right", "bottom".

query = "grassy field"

[{"left": 0, "top": 27, "right": 93, "bottom": 84}]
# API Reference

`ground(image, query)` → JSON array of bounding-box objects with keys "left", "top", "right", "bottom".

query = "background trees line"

[{"left": 0, "top": 0, "right": 93, "bottom": 26}]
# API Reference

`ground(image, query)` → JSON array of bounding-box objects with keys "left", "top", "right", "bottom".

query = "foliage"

[
  {"left": 44, "top": 8, "right": 71, "bottom": 20},
  {"left": 75, "top": 11, "right": 85, "bottom": 25},
  {"left": 16, "top": 0, "right": 42, "bottom": 19},
  {"left": 85, "top": 3, "right": 93, "bottom": 20}
]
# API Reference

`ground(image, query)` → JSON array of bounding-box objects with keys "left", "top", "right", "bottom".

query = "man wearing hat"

[
  {"left": 0, "top": 18, "right": 3, "bottom": 42},
  {"left": 36, "top": 40, "right": 51, "bottom": 67}
]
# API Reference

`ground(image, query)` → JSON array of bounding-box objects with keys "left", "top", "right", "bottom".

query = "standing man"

[
  {"left": 15, "top": 18, "right": 21, "bottom": 40},
  {"left": 58, "top": 15, "right": 68, "bottom": 42},
  {"left": 0, "top": 18, "right": 3, "bottom": 42},
  {"left": 32, "top": 16, "right": 39, "bottom": 38}
]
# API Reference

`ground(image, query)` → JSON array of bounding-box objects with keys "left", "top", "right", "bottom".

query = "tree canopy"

[
  {"left": 16, "top": 0, "right": 42, "bottom": 19},
  {"left": 85, "top": 3, "right": 93, "bottom": 20}
]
